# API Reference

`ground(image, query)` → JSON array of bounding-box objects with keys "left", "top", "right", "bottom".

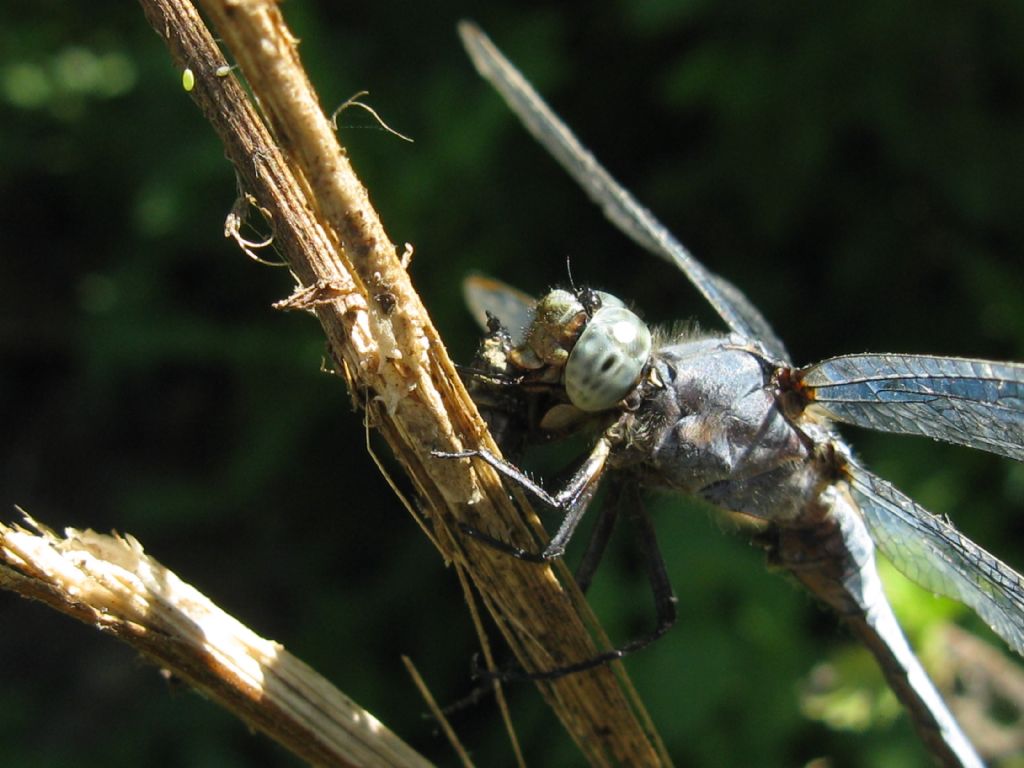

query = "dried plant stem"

[
  {"left": 1, "top": 0, "right": 671, "bottom": 765},
  {"left": 0, "top": 512, "right": 430, "bottom": 768}
]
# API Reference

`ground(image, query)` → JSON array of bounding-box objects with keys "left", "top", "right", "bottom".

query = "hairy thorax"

[{"left": 616, "top": 335, "right": 834, "bottom": 523}]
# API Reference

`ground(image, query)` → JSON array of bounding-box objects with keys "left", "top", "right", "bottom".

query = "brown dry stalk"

[
  {"left": 0, "top": 512, "right": 430, "bottom": 768},
  {"left": 1, "top": 0, "right": 671, "bottom": 765}
]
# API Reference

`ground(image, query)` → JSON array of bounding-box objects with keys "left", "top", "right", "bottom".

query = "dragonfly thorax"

[{"left": 619, "top": 337, "right": 820, "bottom": 522}]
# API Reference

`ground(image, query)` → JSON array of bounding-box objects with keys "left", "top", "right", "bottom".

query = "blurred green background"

[{"left": 3, "top": 2, "right": 1024, "bottom": 766}]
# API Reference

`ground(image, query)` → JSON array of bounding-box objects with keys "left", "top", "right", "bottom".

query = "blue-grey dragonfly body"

[{"left": 452, "top": 22, "right": 1024, "bottom": 768}]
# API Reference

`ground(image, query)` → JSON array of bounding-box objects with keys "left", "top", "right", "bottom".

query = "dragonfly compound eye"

[{"left": 564, "top": 306, "right": 652, "bottom": 412}]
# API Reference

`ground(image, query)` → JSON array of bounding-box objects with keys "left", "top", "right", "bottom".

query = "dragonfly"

[{"left": 445, "top": 21, "right": 1024, "bottom": 768}]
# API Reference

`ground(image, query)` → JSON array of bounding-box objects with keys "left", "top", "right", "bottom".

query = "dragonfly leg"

[
  {"left": 433, "top": 435, "right": 611, "bottom": 559},
  {"left": 436, "top": 441, "right": 676, "bottom": 681},
  {"left": 622, "top": 480, "right": 678, "bottom": 640},
  {"left": 485, "top": 481, "right": 677, "bottom": 682},
  {"left": 573, "top": 487, "right": 620, "bottom": 593}
]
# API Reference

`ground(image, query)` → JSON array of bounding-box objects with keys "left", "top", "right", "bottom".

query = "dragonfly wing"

[
  {"left": 458, "top": 22, "right": 789, "bottom": 363},
  {"left": 845, "top": 462, "right": 1024, "bottom": 656},
  {"left": 800, "top": 354, "right": 1024, "bottom": 462},
  {"left": 463, "top": 273, "right": 537, "bottom": 346}
]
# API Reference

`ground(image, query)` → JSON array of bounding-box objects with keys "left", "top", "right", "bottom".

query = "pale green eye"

[{"left": 564, "top": 305, "right": 652, "bottom": 412}]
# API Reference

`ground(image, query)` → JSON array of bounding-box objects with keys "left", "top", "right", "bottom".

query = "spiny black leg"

[
  {"left": 455, "top": 521, "right": 548, "bottom": 563},
  {"left": 622, "top": 480, "right": 678, "bottom": 641},
  {"left": 440, "top": 656, "right": 506, "bottom": 716},
  {"left": 433, "top": 437, "right": 610, "bottom": 559},
  {"left": 574, "top": 480, "right": 622, "bottom": 594},
  {"left": 433, "top": 447, "right": 562, "bottom": 507},
  {"left": 540, "top": 453, "right": 605, "bottom": 558},
  {"left": 480, "top": 483, "right": 678, "bottom": 682},
  {"left": 434, "top": 441, "right": 678, "bottom": 683}
]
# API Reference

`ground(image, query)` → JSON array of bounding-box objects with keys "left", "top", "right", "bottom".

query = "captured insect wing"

[{"left": 463, "top": 272, "right": 536, "bottom": 347}]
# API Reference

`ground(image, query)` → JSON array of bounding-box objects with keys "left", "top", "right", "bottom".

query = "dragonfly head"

[{"left": 511, "top": 287, "right": 652, "bottom": 413}]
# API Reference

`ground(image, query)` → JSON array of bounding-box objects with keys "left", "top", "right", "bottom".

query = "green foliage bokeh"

[{"left": 2, "top": 3, "right": 1024, "bottom": 767}]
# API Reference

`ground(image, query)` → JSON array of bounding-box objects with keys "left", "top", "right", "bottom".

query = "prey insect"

[{"left": 442, "top": 22, "right": 1024, "bottom": 768}]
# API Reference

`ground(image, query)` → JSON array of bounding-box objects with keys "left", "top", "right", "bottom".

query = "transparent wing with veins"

[
  {"left": 458, "top": 22, "right": 789, "bottom": 362},
  {"left": 846, "top": 461, "right": 1024, "bottom": 655},
  {"left": 799, "top": 354, "right": 1024, "bottom": 462},
  {"left": 463, "top": 272, "right": 537, "bottom": 346}
]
